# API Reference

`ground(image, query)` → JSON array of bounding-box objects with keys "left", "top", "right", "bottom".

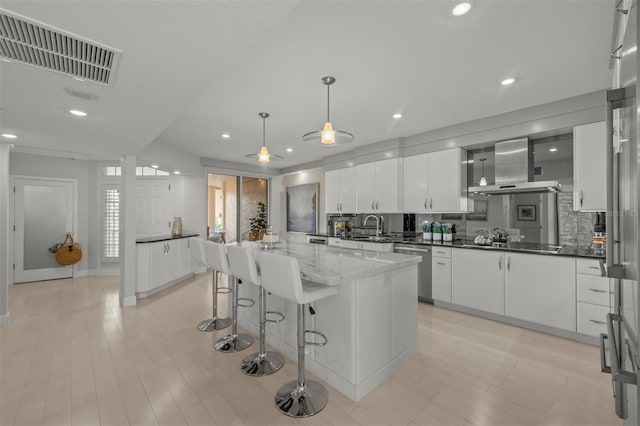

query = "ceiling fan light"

[
  {"left": 321, "top": 122, "right": 336, "bottom": 145},
  {"left": 258, "top": 145, "right": 270, "bottom": 163}
]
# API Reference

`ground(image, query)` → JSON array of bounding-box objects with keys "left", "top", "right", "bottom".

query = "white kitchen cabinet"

[
  {"left": 573, "top": 121, "right": 606, "bottom": 211},
  {"left": 403, "top": 148, "right": 467, "bottom": 213},
  {"left": 451, "top": 248, "right": 505, "bottom": 315},
  {"left": 136, "top": 237, "right": 194, "bottom": 297},
  {"left": 576, "top": 257, "right": 612, "bottom": 337},
  {"left": 325, "top": 167, "right": 356, "bottom": 214},
  {"left": 355, "top": 158, "right": 401, "bottom": 213},
  {"left": 432, "top": 257, "right": 452, "bottom": 302},
  {"left": 505, "top": 253, "right": 576, "bottom": 331}
]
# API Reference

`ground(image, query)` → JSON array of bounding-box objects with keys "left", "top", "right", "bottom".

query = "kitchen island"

[{"left": 237, "top": 241, "right": 421, "bottom": 401}]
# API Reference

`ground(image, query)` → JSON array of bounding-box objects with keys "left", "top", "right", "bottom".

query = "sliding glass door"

[{"left": 207, "top": 173, "right": 269, "bottom": 243}]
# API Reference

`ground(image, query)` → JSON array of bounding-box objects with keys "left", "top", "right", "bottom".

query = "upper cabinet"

[
  {"left": 574, "top": 121, "right": 606, "bottom": 212},
  {"left": 403, "top": 148, "right": 468, "bottom": 213},
  {"left": 325, "top": 167, "right": 356, "bottom": 214},
  {"left": 355, "top": 158, "right": 401, "bottom": 213}
]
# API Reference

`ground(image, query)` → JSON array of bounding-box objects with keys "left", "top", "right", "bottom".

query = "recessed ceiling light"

[
  {"left": 452, "top": 2, "right": 472, "bottom": 16},
  {"left": 393, "top": 113, "right": 403, "bottom": 119},
  {"left": 221, "top": 133, "right": 230, "bottom": 139},
  {"left": 501, "top": 78, "right": 516, "bottom": 86},
  {"left": 173, "top": 170, "right": 181, "bottom": 175},
  {"left": 549, "top": 148, "right": 558, "bottom": 152},
  {"left": 1, "top": 133, "right": 17, "bottom": 139},
  {"left": 150, "top": 164, "right": 159, "bottom": 169},
  {"left": 286, "top": 148, "right": 293, "bottom": 152},
  {"left": 69, "top": 109, "right": 87, "bottom": 117}
]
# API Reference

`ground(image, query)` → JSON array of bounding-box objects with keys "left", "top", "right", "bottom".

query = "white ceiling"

[{"left": 0, "top": 1, "right": 613, "bottom": 169}]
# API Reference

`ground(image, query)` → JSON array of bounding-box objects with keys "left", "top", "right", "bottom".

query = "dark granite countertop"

[
  {"left": 136, "top": 233, "right": 199, "bottom": 244},
  {"left": 324, "top": 234, "right": 604, "bottom": 259}
]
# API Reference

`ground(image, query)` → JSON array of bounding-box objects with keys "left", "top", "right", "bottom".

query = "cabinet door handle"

[
  {"left": 589, "top": 319, "right": 606, "bottom": 325},
  {"left": 429, "top": 198, "right": 433, "bottom": 210},
  {"left": 424, "top": 198, "right": 427, "bottom": 210},
  {"left": 579, "top": 190, "right": 584, "bottom": 207},
  {"left": 337, "top": 202, "right": 340, "bottom": 211},
  {"left": 436, "top": 262, "right": 446, "bottom": 266},
  {"left": 589, "top": 288, "right": 607, "bottom": 293},
  {"left": 376, "top": 201, "right": 379, "bottom": 210},
  {"left": 187, "top": 240, "right": 190, "bottom": 248},
  {"left": 498, "top": 257, "right": 502, "bottom": 270},
  {"left": 507, "top": 256, "right": 511, "bottom": 271},
  {"left": 372, "top": 201, "right": 375, "bottom": 210}
]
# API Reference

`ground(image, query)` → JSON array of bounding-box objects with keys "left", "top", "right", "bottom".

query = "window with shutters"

[{"left": 102, "top": 185, "right": 120, "bottom": 260}]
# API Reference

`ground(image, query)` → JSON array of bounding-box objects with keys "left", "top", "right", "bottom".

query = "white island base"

[{"left": 238, "top": 260, "right": 418, "bottom": 401}]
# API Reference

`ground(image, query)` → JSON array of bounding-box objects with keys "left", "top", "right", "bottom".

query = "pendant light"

[
  {"left": 302, "top": 76, "right": 354, "bottom": 146},
  {"left": 479, "top": 158, "right": 488, "bottom": 186},
  {"left": 244, "top": 112, "right": 283, "bottom": 163}
]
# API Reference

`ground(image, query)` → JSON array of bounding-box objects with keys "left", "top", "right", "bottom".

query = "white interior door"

[
  {"left": 136, "top": 178, "right": 171, "bottom": 238},
  {"left": 13, "top": 177, "right": 75, "bottom": 283}
]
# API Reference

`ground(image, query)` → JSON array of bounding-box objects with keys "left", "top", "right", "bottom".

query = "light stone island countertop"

[{"left": 242, "top": 241, "right": 421, "bottom": 286}]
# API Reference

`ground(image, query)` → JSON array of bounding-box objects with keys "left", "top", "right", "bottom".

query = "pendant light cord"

[
  {"left": 326, "top": 83, "right": 330, "bottom": 122},
  {"left": 262, "top": 115, "right": 266, "bottom": 147}
]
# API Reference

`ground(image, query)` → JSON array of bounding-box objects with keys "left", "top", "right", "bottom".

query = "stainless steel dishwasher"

[{"left": 394, "top": 243, "right": 432, "bottom": 303}]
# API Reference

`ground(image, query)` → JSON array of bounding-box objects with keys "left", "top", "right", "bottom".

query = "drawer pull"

[
  {"left": 588, "top": 288, "right": 607, "bottom": 293},
  {"left": 590, "top": 319, "right": 606, "bottom": 325},
  {"left": 436, "top": 251, "right": 446, "bottom": 255},
  {"left": 436, "top": 262, "right": 447, "bottom": 266},
  {"left": 588, "top": 266, "right": 600, "bottom": 270}
]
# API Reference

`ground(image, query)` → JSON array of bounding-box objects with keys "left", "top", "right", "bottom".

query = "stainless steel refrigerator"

[{"left": 602, "top": 2, "right": 640, "bottom": 423}]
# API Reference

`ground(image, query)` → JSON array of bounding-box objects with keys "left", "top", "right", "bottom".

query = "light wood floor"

[{"left": 0, "top": 273, "right": 619, "bottom": 426}]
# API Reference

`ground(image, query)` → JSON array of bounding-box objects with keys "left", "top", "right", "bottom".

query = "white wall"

[
  {"left": 280, "top": 167, "right": 326, "bottom": 238},
  {"left": 9, "top": 153, "right": 92, "bottom": 275}
]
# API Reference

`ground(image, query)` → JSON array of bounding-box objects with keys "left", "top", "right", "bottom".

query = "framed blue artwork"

[{"left": 286, "top": 183, "right": 318, "bottom": 234}]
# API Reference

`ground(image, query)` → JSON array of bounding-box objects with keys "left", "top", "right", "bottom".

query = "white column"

[
  {"left": 0, "top": 143, "right": 10, "bottom": 325},
  {"left": 119, "top": 155, "right": 137, "bottom": 306}
]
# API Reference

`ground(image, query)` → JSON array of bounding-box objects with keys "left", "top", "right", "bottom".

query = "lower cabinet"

[
  {"left": 576, "top": 258, "right": 612, "bottom": 337},
  {"left": 432, "top": 249, "right": 452, "bottom": 303},
  {"left": 328, "top": 238, "right": 393, "bottom": 252},
  {"left": 451, "top": 248, "right": 505, "bottom": 315},
  {"left": 449, "top": 248, "right": 578, "bottom": 333},
  {"left": 137, "top": 238, "right": 194, "bottom": 297},
  {"left": 505, "top": 253, "right": 576, "bottom": 331}
]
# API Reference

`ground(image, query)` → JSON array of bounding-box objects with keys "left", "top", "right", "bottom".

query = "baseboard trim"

[
  {"left": 75, "top": 269, "right": 120, "bottom": 277},
  {"left": 433, "top": 300, "right": 598, "bottom": 345},
  {"left": 121, "top": 295, "right": 137, "bottom": 307}
]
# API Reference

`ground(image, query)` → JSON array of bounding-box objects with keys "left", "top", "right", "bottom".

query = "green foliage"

[{"left": 249, "top": 201, "right": 267, "bottom": 238}]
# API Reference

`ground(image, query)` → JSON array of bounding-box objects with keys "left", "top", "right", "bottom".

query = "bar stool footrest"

[
  {"left": 304, "top": 330, "right": 328, "bottom": 346},
  {"left": 265, "top": 311, "right": 285, "bottom": 323},
  {"left": 237, "top": 298, "right": 255, "bottom": 308}
]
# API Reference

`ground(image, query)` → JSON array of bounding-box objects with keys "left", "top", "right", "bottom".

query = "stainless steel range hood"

[{"left": 468, "top": 138, "right": 562, "bottom": 195}]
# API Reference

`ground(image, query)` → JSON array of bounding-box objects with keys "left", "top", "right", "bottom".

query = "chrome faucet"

[{"left": 364, "top": 214, "right": 381, "bottom": 236}]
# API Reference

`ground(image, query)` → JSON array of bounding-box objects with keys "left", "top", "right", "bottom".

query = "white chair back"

[
  {"left": 189, "top": 237, "right": 206, "bottom": 266},
  {"left": 258, "top": 251, "right": 304, "bottom": 304},
  {"left": 204, "top": 240, "right": 231, "bottom": 274},
  {"left": 226, "top": 245, "right": 260, "bottom": 286}
]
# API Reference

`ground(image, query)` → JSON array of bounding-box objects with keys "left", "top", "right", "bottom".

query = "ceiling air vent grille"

[{"left": 0, "top": 9, "right": 121, "bottom": 85}]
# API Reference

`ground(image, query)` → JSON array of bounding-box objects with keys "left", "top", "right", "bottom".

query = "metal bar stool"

[
  {"left": 190, "top": 238, "right": 231, "bottom": 332},
  {"left": 258, "top": 251, "right": 338, "bottom": 418},
  {"left": 226, "top": 245, "right": 285, "bottom": 376},
  {"left": 208, "top": 241, "right": 255, "bottom": 352}
]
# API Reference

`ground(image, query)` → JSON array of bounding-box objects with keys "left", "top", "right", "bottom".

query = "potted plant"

[{"left": 249, "top": 201, "right": 267, "bottom": 240}]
